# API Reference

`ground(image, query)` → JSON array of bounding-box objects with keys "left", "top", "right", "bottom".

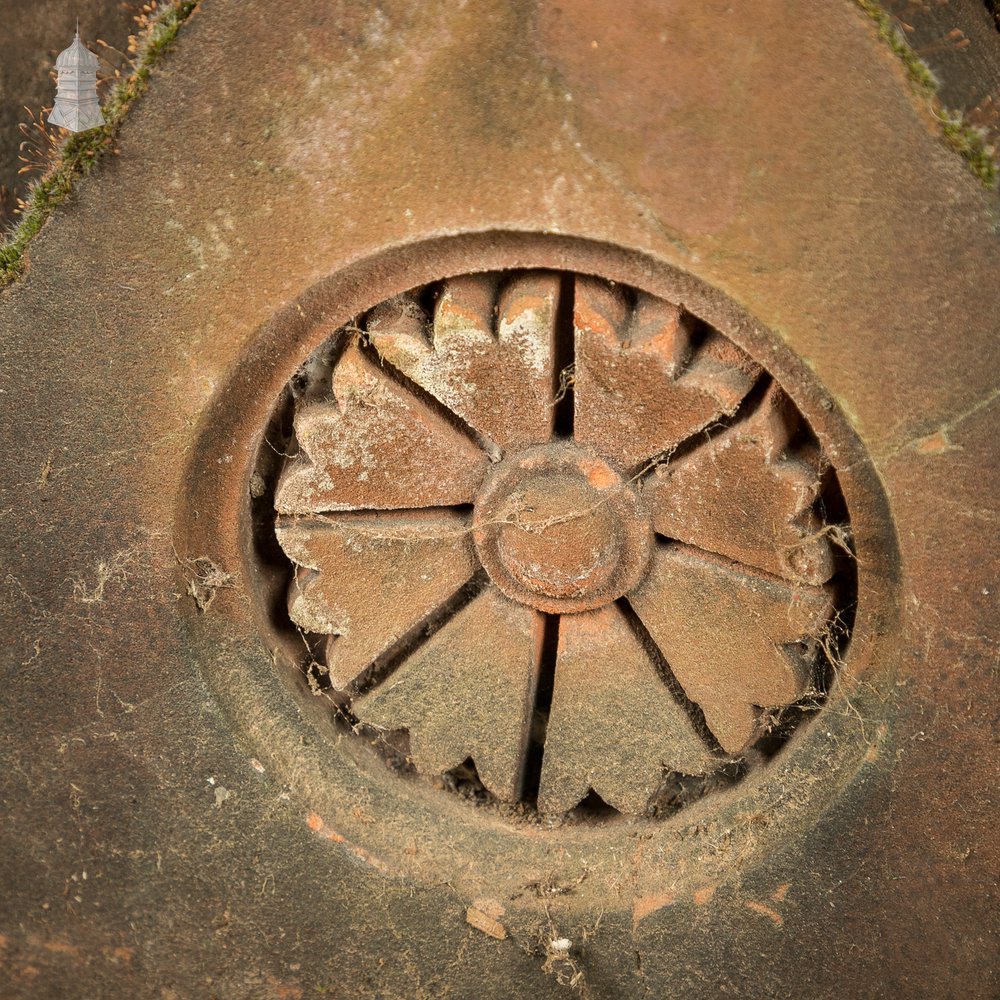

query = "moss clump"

[
  {"left": 940, "top": 112, "right": 998, "bottom": 188},
  {"left": 0, "top": 1, "right": 199, "bottom": 288},
  {"left": 855, "top": 0, "right": 999, "bottom": 190},
  {"left": 855, "top": 0, "right": 938, "bottom": 96}
]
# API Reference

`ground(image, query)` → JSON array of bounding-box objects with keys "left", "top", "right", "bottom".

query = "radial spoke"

[
  {"left": 628, "top": 542, "right": 834, "bottom": 754},
  {"left": 366, "top": 272, "right": 563, "bottom": 455},
  {"left": 275, "top": 341, "right": 490, "bottom": 514},
  {"left": 641, "top": 382, "right": 836, "bottom": 584},
  {"left": 351, "top": 586, "right": 542, "bottom": 801},
  {"left": 538, "top": 603, "right": 713, "bottom": 815},
  {"left": 573, "top": 277, "right": 761, "bottom": 471},
  {"left": 276, "top": 509, "right": 479, "bottom": 690}
]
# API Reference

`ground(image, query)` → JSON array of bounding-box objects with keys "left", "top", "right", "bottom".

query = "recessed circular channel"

[{"left": 249, "top": 266, "right": 858, "bottom": 820}]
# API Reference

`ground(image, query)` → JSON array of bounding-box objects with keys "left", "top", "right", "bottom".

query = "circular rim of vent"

[
  {"left": 178, "top": 232, "right": 901, "bottom": 911},
  {"left": 260, "top": 268, "right": 855, "bottom": 820}
]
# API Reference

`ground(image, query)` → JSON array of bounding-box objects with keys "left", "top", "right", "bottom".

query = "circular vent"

[{"left": 251, "top": 269, "right": 855, "bottom": 819}]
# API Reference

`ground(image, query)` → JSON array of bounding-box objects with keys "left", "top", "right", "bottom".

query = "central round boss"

[{"left": 473, "top": 443, "right": 653, "bottom": 612}]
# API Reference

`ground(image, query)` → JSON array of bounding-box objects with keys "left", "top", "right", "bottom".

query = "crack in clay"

[{"left": 878, "top": 387, "right": 1000, "bottom": 461}]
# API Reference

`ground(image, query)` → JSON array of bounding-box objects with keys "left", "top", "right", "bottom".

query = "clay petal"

[
  {"left": 628, "top": 544, "right": 833, "bottom": 753},
  {"left": 643, "top": 383, "right": 835, "bottom": 584},
  {"left": 352, "top": 587, "right": 541, "bottom": 801},
  {"left": 573, "top": 277, "right": 760, "bottom": 470},
  {"left": 538, "top": 604, "right": 711, "bottom": 815},
  {"left": 275, "top": 341, "right": 489, "bottom": 513},
  {"left": 276, "top": 510, "right": 478, "bottom": 690},
  {"left": 367, "top": 273, "right": 559, "bottom": 455}
]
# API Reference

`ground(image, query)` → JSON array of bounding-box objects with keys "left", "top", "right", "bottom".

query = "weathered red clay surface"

[
  {"left": 1, "top": 1, "right": 997, "bottom": 997},
  {"left": 354, "top": 586, "right": 542, "bottom": 802},
  {"left": 472, "top": 441, "right": 654, "bottom": 614},
  {"left": 629, "top": 544, "right": 834, "bottom": 753},
  {"left": 276, "top": 340, "right": 490, "bottom": 512}
]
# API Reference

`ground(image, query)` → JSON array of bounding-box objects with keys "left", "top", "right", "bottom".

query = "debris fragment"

[
  {"left": 465, "top": 898, "right": 508, "bottom": 940},
  {"left": 71, "top": 546, "right": 139, "bottom": 604},
  {"left": 177, "top": 553, "right": 234, "bottom": 612}
]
